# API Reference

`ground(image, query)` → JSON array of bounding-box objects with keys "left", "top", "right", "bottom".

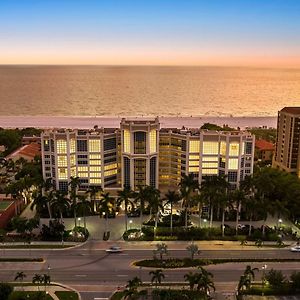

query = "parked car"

[
  {"left": 106, "top": 246, "right": 123, "bottom": 253},
  {"left": 290, "top": 245, "right": 300, "bottom": 252}
]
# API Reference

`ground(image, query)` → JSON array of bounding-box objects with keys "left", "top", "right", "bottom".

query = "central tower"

[{"left": 121, "top": 118, "right": 159, "bottom": 190}]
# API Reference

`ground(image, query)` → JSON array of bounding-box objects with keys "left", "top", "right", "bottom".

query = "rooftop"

[
  {"left": 255, "top": 139, "right": 275, "bottom": 151},
  {"left": 6, "top": 143, "right": 40, "bottom": 160},
  {"left": 281, "top": 107, "right": 300, "bottom": 115}
]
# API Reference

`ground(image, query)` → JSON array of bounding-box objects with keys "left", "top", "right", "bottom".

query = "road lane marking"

[
  {"left": 75, "top": 274, "right": 87, "bottom": 277},
  {"left": 94, "top": 298, "right": 108, "bottom": 300},
  {"left": 116, "top": 274, "right": 128, "bottom": 277}
]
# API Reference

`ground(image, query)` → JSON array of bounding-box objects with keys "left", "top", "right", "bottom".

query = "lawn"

[
  {"left": 0, "top": 201, "right": 12, "bottom": 211},
  {"left": 55, "top": 291, "right": 79, "bottom": 300},
  {"left": 8, "top": 291, "right": 53, "bottom": 300},
  {"left": 0, "top": 245, "right": 72, "bottom": 249}
]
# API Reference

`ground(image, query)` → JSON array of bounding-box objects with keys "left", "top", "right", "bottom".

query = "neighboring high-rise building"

[
  {"left": 41, "top": 118, "right": 255, "bottom": 193},
  {"left": 273, "top": 107, "right": 300, "bottom": 177}
]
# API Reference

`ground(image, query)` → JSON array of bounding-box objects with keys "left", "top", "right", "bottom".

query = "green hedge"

[{"left": 152, "top": 289, "right": 207, "bottom": 300}]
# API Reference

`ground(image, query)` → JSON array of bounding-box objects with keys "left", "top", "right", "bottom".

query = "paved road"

[{"left": 1, "top": 241, "right": 300, "bottom": 299}]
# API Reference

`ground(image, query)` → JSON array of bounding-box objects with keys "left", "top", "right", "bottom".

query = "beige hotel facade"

[{"left": 41, "top": 118, "right": 255, "bottom": 193}]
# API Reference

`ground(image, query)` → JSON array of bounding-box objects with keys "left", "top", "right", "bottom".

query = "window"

[
  {"left": 70, "top": 154, "right": 76, "bottom": 165},
  {"left": 189, "top": 154, "right": 200, "bottom": 160},
  {"left": 58, "top": 168, "right": 68, "bottom": 179},
  {"left": 124, "top": 157, "right": 130, "bottom": 187},
  {"left": 228, "top": 158, "right": 239, "bottom": 170},
  {"left": 219, "top": 157, "right": 226, "bottom": 168},
  {"left": 202, "top": 162, "right": 218, "bottom": 168},
  {"left": 245, "top": 142, "right": 252, "bottom": 154},
  {"left": 104, "top": 163, "right": 117, "bottom": 171},
  {"left": 104, "top": 138, "right": 117, "bottom": 151},
  {"left": 90, "top": 159, "right": 101, "bottom": 165},
  {"left": 123, "top": 130, "right": 131, "bottom": 153},
  {"left": 57, "top": 155, "right": 67, "bottom": 167},
  {"left": 229, "top": 143, "right": 239, "bottom": 156},
  {"left": 78, "top": 172, "right": 88, "bottom": 178},
  {"left": 134, "top": 132, "right": 146, "bottom": 154},
  {"left": 56, "top": 140, "right": 67, "bottom": 154},
  {"left": 89, "top": 139, "right": 101, "bottom": 152},
  {"left": 78, "top": 166, "right": 88, "bottom": 172},
  {"left": 150, "top": 157, "right": 156, "bottom": 187},
  {"left": 77, "top": 140, "right": 87, "bottom": 152},
  {"left": 104, "top": 169, "right": 118, "bottom": 177},
  {"left": 228, "top": 171, "right": 237, "bottom": 182},
  {"left": 150, "top": 130, "right": 157, "bottom": 153},
  {"left": 189, "top": 160, "right": 199, "bottom": 166},
  {"left": 70, "top": 139, "right": 76, "bottom": 153},
  {"left": 202, "top": 169, "right": 218, "bottom": 175},
  {"left": 90, "top": 178, "right": 101, "bottom": 184},
  {"left": 189, "top": 140, "right": 200, "bottom": 153},
  {"left": 220, "top": 141, "right": 226, "bottom": 156},
  {"left": 58, "top": 181, "right": 68, "bottom": 191},
  {"left": 202, "top": 156, "right": 218, "bottom": 161},
  {"left": 70, "top": 167, "right": 76, "bottom": 177},
  {"left": 89, "top": 154, "right": 101, "bottom": 159},
  {"left": 189, "top": 166, "right": 199, "bottom": 172},
  {"left": 90, "top": 166, "right": 101, "bottom": 172},
  {"left": 44, "top": 140, "right": 50, "bottom": 151},
  {"left": 203, "top": 142, "right": 218, "bottom": 155},
  {"left": 78, "top": 160, "right": 88, "bottom": 165}
]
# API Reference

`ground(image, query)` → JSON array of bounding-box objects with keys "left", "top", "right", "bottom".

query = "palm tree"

[
  {"left": 124, "top": 276, "right": 143, "bottom": 300},
  {"left": 147, "top": 188, "right": 162, "bottom": 239},
  {"left": 69, "top": 176, "right": 80, "bottom": 228},
  {"left": 15, "top": 271, "right": 26, "bottom": 289},
  {"left": 231, "top": 189, "right": 246, "bottom": 235},
  {"left": 218, "top": 193, "right": 231, "bottom": 237},
  {"left": 30, "top": 191, "right": 49, "bottom": 218},
  {"left": 244, "top": 194, "right": 259, "bottom": 236},
  {"left": 154, "top": 243, "right": 168, "bottom": 261},
  {"left": 196, "top": 267, "right": 215, "bottom": 294},
  {"left": 32, "top": 274, "right": 43, "bottom": 291},
  {"left": 134, "top": 185, "right": 151, "bottom": 229},
  {"left": 186, "top": 243, "right": 200, "bottom": 260},
  {"left": 179, "top": 174, "right": 199, "bottom": 228},
  {"left": 201, "top": 175, "right": 229, "bottom": 228},
  {"left": 163, "top": 190, "right": 181, "bottom": 233},
  {"left": 184, "top": 272, "right": 198, "bottom": 290},
  {"left": 117, "top": 186, "right": 135, "bottom": 232},
  {"left": 98, "top": 192, "right": 115, "bottom": 237},
  {"left": 243, "top": 265, "right": 259, "bottom": 282},
  {"left": 42, "top": 274, "right": 51, "bottom": 292},
  {"left": 50, "top": 191, "right": 70, "bottom": 223},
  {"left": 42, "top": 178, "right": 54, "bottom": 219},
  {"left": 75, "top": 194, "right": 92, "bottom": 232},
  {"left": 86, "top": 185, "right": 103, "bottom": 212},
  {"left": 237, "top": 275, "right": 251, "bottom": 293},
  {"left": 192, "top": 192, "right": 205, "bottom": 228},
  {"left": 149, "top": 269, "right": 165, "bottom": 288}
]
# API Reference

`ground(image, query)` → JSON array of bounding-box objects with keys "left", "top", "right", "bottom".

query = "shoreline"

[{"left": 0, "top": 115, "right": 277, "bottom": 129}]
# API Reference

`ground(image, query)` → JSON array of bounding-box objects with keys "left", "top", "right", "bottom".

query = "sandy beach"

[{"left": 0, "top": 115, "right": 277, "bottom": 130}]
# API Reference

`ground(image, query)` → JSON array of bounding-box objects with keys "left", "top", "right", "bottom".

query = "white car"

[
  {"left": 106, "top": 246, "right": 123, "bottom": 253},
  {"left": 290, "top": 245, "right": 300, "bottom": 252}
]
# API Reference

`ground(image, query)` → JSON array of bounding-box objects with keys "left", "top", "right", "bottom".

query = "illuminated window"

[
  {"left": 189, "top": 140, "right": 200, "bottom": 153},
  {"left": 104, "top": 169, "right": 118, "bottom": 177},
  {"left": 189, "top": 154, "right": 199, "bottom": 160},
  {"left": 229, "top": 143, "right": 239, "bottom": 156},
  {"left": 202, "top": 162, "right": 218, "bottom": 168},
  {"left": 242, "top": 142, "right": 245, "bottom": 155},
  {"left": 90, "top": 178, "right": 101, "bottom": 184},
  {"left": 202, "top": 156, "right": 218, "bottom": 162},
  {"left": 90, "top": 166, "right": 101, "bottom": 172},
  {"left": 220, "top": 141, "right": 226, "bottom": 156},
  {"left": 89, "top": 154, "right": 101, "bottom": 159},
  {"left": 70, "top": 139, "right": 76, "bottom": 153},
  {"left": 228, "top": 158, "right": 239, "bottom": 170},
  {"left": 89, "top": 159, "right": 101, "bottom": 165},
  {"left": 70, "top": 154, "right": 76, "bottom": 165},
  {"left": 123, "top": 129, "right": 131, "bottom": 153},
  {"left": 56, "top": 140, "right": 67, "bottom": 154},
  {"left": 150, "top": 129, "right": 157, "bottom": 153},
  {"left": 57, "top": 155, "right": 67, "bottom": 167},
  {"left": 104, "top": 163, "right": 117, "bottom": 171},
  {"left": 90, "top": 172, "right": 101, "bottom": 177},
  {"left": 58, "top": 168, "right": 68, "bottom": 179},
  {"left": 78, "top": 172, "right": 88, "bottom": 178},
  {"left": 70, "top": 167, "right": 76, "bottom": 177},
  {"left": 189, "top": 160, "right": 199, "bottom": 166},
  {"left": 78, "top": 166, "right": 88, "bottom": 172},
  {"left": 189, "top": 166, "right": 199, "bottom": 172},
  {"left": 203, "top": 142, "right": 218, "bottom": 155},
  {"left": 202, "top": 169, "right": 218, "bottom": 175},
  {"left": 89, "top": 139, "right": 101, "bottom": 152}
]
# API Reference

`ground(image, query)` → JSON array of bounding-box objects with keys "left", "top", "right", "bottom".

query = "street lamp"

[
  {"left": 78, "top": 217, "right": 81, "bottom": 227},
  {"left": 129, "top": 219, "right": 133, "bottom": 230},
  {"left": 203, "top": 219, "right": 207, "bottom": 228},
  {"left": 261, "top": 264, "right": 267, "bottom": 296},
  {"left": 278, "top": 218, "right": 282, "bottom": 229},
  {"left": 47, "top": 264, "right": 51, "bottom": 277}
]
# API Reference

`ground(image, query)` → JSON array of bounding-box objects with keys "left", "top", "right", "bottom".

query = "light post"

[
  {"left": 278, "top": 218, "right": 282, "bottom": 230},
  {"left": 261, "top": 264, "right": 267, "bottom": 296},
  {"left": 78, "top": 217, "right": 81, "bottom": 227},
  {"left": 203, "top": 219, "right": 207, "bottom": 228},
  {"left": 129, "top": 219, "right": 133, "bottom": 230}
]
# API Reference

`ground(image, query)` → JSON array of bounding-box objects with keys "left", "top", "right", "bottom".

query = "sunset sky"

[{"left": 1, "top": 0, "right": 300, "bottom": 67}]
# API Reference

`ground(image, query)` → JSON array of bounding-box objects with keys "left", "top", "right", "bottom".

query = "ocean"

[{"left": 0, "top": 65, "right": 299, "bottom": 117}]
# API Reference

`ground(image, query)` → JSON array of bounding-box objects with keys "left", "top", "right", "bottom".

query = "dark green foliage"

[
  {"left": 265, "top": 269, "right": 286, "bottom": 288},
  {"left": 10, "top": 217, "right": 39, "bottom": 235},
  {"left": 200, "top": 123, "right": 235, "bottom": 131},
  {"left": 290, "top": 271, "right": 300, "bottom": 290},
  {"left": 0, "top": 129, "right": 21, "bottom": 155},
  {"left": 40, "top": 219, "right": 65, "bottom": 241},
  {"left": 152, "top": 289, "right": 207, "bottom": 300},
  {"left": 0, "top": 282, "right": 13, "bottom": 300},
  {"left": 249, "top": 128, "right": 277, "bottom": 143}
]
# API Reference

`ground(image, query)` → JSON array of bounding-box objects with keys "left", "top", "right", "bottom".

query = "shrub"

[
  {"left": 265, "top": 269, "right": 286, "bottom": 288},
  {"left": 290, "top": 271, "right": 300, "bottom": 290},
  {"left": 0, "top": 283, "right": 13, "bottom": 300},
  {"left": 40, "top": 219, "right": 65, "bottom": 241}
]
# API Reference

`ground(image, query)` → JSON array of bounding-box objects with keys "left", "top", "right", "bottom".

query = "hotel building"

[
  {"left": 273, "top": 107, "right": 300, "bottom": 177},
  {"left": 41, "top": 118, "right": 255, "bottom": 192}
]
